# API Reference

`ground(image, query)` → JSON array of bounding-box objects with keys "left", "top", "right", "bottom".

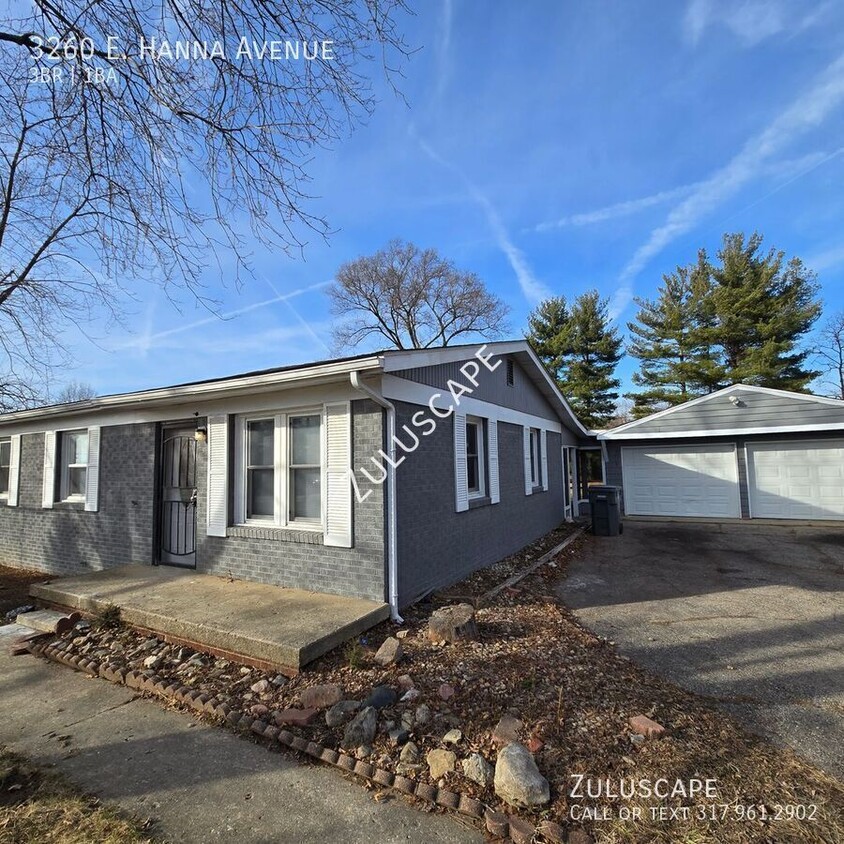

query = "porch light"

[{"left": 194, "top": 411, "right": 207, "bottom": 442}]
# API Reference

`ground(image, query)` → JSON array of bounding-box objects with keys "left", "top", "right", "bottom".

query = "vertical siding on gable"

[{"left": 394, "top": 357, "right": 559, "bottom": 420}]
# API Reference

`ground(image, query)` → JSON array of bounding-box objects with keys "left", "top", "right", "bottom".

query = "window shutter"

[
  {"left": 487, "top": 420, "right": 500, "bottom": 504},
  {"left": 523, "top": 426, "right": 532, "bottom": 496},
  {"left": 324, "top": 402, "right": 353, "bottom": 547},
  {"left": 206, "top": 415, "right": 229, "bottom": 537},
  {"left": 454, "top": 412, "right": 468, "bottom": 512},
  {"left": 42, "top": 431, "right": 56, "bottom": 509},
  {"left": 541, "top": 429, "right": 549, "bottom": 491},
  {"left": 7, "top": 434, "right": 21, "bottom": 506},
  {"left": 84, "top": 427, "right": 101, "bottom": 512}
]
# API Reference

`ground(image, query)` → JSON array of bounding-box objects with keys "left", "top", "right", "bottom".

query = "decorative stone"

[
  {"left": 373, "top": 637, "right": 403, "bottom": 666},
  {"left": 399, "top": 742, "right": 420, "bottom": 763},
  {"left": 250, "top": 704, "right": 269, "bottom": 717},
  {"left": 341, "top": 706, "right": 377, "bottom": 750},
  {"left": 395, "top": 630, "right": 409, "bottom": 639},
  {"left": 438, "top": 683, "right": 455, "bottom": 701},
  {"left": 143, "top": 655, "right": 162, "bottom": 670},
  {"left": 536, "top": 820, "right": 567, "bottom": 843},
  {"left": 508, "top": 816, "right": 535, "bottom": 844},
  {"left": 400, "top": 689, "right": 419, "bottom": 702},
  {"left": 325, "top": 700, "right": 361, "bottom": 728},
  {"left": 492, "top": 713, "right": 523, "bottom": 746},
  {"left": 629, "top": 714, "right": 666, "bottom": 739},
  {"left": 442, "top": 728, "right": 462, "bottom": 744},
  {"left": 363, "top": 685, "right": 397, "bottom": 710},
  {"left": 274, "top": 708, "right": 317, "bottom": 727},
  {"left": 397, "top": 674, "right": 415, "bottom": 691},
  {"left": 527, "top": 735, "right": 544, "bottom": 753},
  {"left": 388, "top": 728, "right": 409, "bottom": 746},
  {"left": 461, "top": 752, "right": 493, "bottom": 787},
  {"left": 299, "top": 684, "right": 343, "bottom": 710},
  {"left": 414, "top": 704, "right": 431, "bottom": 727},
  {"left": 354, "top": 745, "right": 372, "bottom": 760},
  {"left": 494, "top": 742, "right": 550, "bottom": 807},
  {"left": 250, "top": 679, "right": 271, "bottom": 694},
  {"left": 427, "top": 603, "right": 478, "bottom": 643},
  {"left": 426, "top": 748, "right": 456, "bottom": 780}
]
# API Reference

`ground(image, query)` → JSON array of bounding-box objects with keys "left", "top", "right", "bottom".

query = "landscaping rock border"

[{"left": 26, "top": 638, "right": 578, "bottom": 844}]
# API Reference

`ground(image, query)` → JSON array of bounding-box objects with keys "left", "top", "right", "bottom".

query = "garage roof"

[{"left": 600, "top": 384, "right": 844, "bottom": 440}]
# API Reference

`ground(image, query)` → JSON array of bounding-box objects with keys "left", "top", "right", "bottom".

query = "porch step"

[{"left": 16, "top": 609, "right": 80, "bottom": 635}]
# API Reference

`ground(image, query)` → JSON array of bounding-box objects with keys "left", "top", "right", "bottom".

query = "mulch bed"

[
  {"left": 0, "top": 565, "right": 50, "bottom": 624},
  {"left": 33, "top": 529, "right": 844, "bottom": 843}
]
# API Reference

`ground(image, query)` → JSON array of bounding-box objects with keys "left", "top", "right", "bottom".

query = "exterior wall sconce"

[{"left": 194, "top": 411, "right": 207, "bottom": 442}]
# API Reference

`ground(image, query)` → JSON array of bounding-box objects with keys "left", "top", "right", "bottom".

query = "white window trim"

[
  {"left": 59, "top": 429, "right": 88, "bottom": 503},
  {"left": 0, "top": 437, "right": 10, "bottom": 500},
  {"left": 234, "top": 407, "right": 324, "bottom": 531},
  {"left": 465, "top": 415, "right": 486, "bottom": 499},
  {"left": 529, "top": 427, "right": 541, "bottom": 488}
]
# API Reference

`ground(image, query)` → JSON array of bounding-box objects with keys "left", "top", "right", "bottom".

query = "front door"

[{"left": 158, "top": 429, "right": 197, "bottom": 567}]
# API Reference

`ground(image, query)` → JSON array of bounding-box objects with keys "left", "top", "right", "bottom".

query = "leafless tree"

[
  {"left": 816, "top": 312, "right": 844, "bottom": 399},
  {"left": 328, "top": 239, "right": 510, "bottom": 350},
  {"left": 0, "top": 1, "right": 410, "bottom": 407},
  {"left": 54, "top": 380, "right": 97, "bottom": 404}
]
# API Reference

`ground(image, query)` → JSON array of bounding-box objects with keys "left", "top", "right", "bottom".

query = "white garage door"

[
  {"left": 747, "top": 441, "right": 844, "bottom": 520},
  {"left": 622, "top": 444, "right": 741, "bottom": 518}
]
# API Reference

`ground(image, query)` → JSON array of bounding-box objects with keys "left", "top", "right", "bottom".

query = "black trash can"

[{"left": 588, "top": 485, "right": 623, "bottom": 536}]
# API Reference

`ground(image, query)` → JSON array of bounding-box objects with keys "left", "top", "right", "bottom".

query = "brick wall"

[
  {"left": 0, "top": 424, "right": 156, "bottom": 574},
  {"left": 393, "top": 400, "right": 565, "bottom": 605},
  {"left": 195, "top": 399, "right": 387, "bottom": 603}
]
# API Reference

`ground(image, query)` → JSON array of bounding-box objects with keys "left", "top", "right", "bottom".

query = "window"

[
  {"left": 529, "top": 427, "right": 541, "bottom": 488},
  {"left": 0, "top": 438, "right": 9, "bottom": 497},
  {"left": 466, "top": 416, "right": 486, "bottom": 498},
  {"left": 289, "top": 414, "right": 321, "bottom": 522},
  {"left": 506, "top": 359, "right": 515, "bottom": 386},
  {"left": 237, "top": 411, "right": 322, "bottom": 528},
  {"left": 60, "top": 430, "right": 88, "bottom": 501},
  {"left": 246, "top": 419, "right": 275, "bottom": 519}
]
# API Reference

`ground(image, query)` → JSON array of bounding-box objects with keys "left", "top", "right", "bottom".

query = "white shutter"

[
  {"left": 324, "top": 401, "right": 353, "bottom": 547},
  {"left": 454, "top": 412, "right": 468, "bottom": 512},
  {"left": 523, "top": 426, "right": 532, "bottom": 496},
  {"left": 487, "top": 420, "right": 500, "bottom": 504},
  {"left": 206, "top": 415, "right": 229, "bottom": 537},
  {"left": 42, "top": 431, "right": 57, "bottom": 508},
  {"left": 541, "top": 429, "right": 549, "bottom": 492},
  {"left": 7, "top": 434, "right": 21, "bottom": 506},
  {"left": 84, "top": 426, "right": 101, "bottom": 512}
]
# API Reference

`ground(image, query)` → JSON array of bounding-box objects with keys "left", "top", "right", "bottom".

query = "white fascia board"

[
  {"left": 0, "top": 381, "right": 367, "bottom": 436},
  {"left": 600, "top": 421, "right": 844, "bottom": 440},
  {"left": 0, "top": 358, "right": 382, "bottom": 429},
  {"left": 734, "top": 384, "right": 844, "bottom": 407},
  {"left": 382, "top": 374, "right": 563, "bottom": 433}
]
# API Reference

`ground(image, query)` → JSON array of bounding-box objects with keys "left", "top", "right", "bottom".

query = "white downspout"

[{"left": 350, "top": 371, "right": 403, "bottom": 624}]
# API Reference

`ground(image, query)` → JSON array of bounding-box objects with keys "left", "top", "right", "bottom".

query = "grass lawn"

[{"left": 0, "top": 747, "right": 152, "bottom": 843}]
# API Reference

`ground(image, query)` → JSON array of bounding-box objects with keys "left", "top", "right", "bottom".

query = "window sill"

[
  {"left": 53, "top": 500, "right": 86, "bottom": 511},
  {"left": 226, "top": 525, "right": 324, "bottom": 545},
  {"left": 468, "top": 495, "right": 492, "bottom": 510}
]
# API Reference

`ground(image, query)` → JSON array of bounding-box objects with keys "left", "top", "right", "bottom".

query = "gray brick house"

[{"left": 0, "top": 341, "right": 593, "bottom": 618}]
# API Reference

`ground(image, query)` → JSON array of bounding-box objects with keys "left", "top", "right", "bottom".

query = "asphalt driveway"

[{"left": 557, "top": 520, "right": 844, "bottom": 779}]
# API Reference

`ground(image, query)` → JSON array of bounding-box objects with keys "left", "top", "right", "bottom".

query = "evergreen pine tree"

[
  {"left": 526, "top": 296, "right": 568, "bottom": 382},
  {"left": 709, "top": 232, "right": 821, "bottom": 389},
  {"left": 558, "top": 291, "right": 623, "bottom": 428},
  {"left": 626, "top": 252, "right": 720, "bottom": 417}
]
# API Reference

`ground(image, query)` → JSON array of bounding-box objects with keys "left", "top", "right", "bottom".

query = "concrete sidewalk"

[{"left": 0, "top": 625, "right": 481, "bottom": 844}]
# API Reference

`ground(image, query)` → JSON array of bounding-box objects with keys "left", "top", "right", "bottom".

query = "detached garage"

[{"left": 600, "top": 385, "right": 844, "bottom": 522}]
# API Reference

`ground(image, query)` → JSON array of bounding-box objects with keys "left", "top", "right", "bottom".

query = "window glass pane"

[
  {"left": 68, "top": 466, "right": 87, "bottom": 496},
  {"left": 0, "top": 467, "right": 8, "bottom": 494},
  {"left": 466, "top": 423, "right": 478, "bottom": 457},
  {"left": 467, "top": 456, "right": 479, "bottom": 491},
  {"left": 0, "top": 441, "right": 9, "bottom": 467},
  {"left": 291, "top": 415, "right": 320, "bottom": 465},
  {"left": 66, "top": 431, "right": 88, "bottom": 465},
  {"left": 248, "top": 420, "right": 274, "bottom": 466},
  {"left": 247, "top": 467, "right": 275, "bottom": 517},
  {"left": 291, "top": 467, "right": 321, "bottom": 519}
]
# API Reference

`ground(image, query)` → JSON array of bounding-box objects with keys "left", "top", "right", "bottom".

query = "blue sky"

[{"left": 59, "top": 0, "right": 844, "bottom": 398}]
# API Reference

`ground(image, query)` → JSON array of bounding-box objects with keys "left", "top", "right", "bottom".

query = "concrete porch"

[{"left": 30, "top": 565, "right": 390, "bottom": 673}]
